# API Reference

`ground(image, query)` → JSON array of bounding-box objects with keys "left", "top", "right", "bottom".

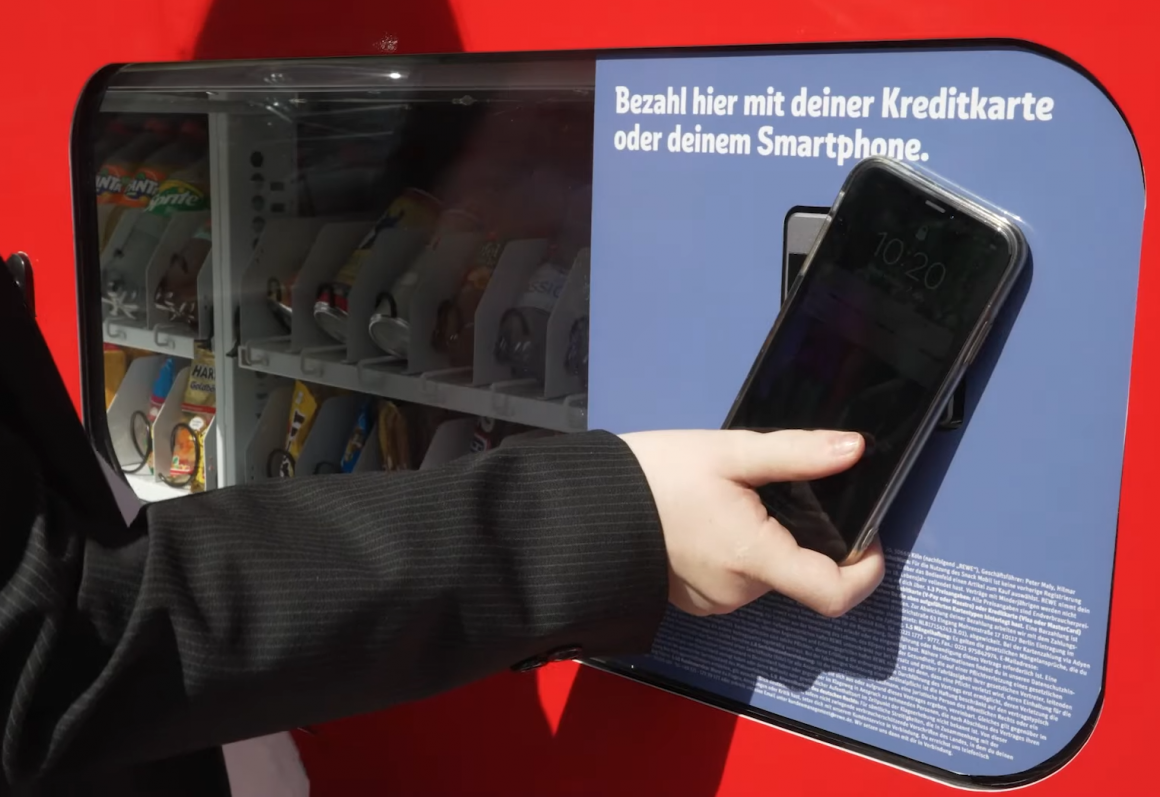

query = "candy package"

[
  {"left": 170, "top": 343, "right": 216, "bottom": 492},
  {"left": 279, "top": 380, "right": 326, "bottom": 477}
]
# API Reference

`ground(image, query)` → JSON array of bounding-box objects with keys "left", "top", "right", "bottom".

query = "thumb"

[{"left": 722, "top": 429, "right": 864, "bottom": 486}]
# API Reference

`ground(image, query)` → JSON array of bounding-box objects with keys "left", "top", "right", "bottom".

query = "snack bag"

[
  {"left": 281, "top": 380, "right": 323, "bottom": 477},
  {"left": 170, "top": 343, "right": 216, "bottom": 492},
  {"left": 339, "top": 397, "right": 377, "bottom": 474},
  {"left": 376, "top": 401, "right": 413, "bottom": 472}
]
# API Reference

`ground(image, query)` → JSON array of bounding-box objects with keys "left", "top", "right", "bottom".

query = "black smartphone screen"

[
  {"left": 786, "top": 220, "right": 966, "bottom": 432},
  {"left": 732, "top": 165, "right": 1013, "bottom": 561}
]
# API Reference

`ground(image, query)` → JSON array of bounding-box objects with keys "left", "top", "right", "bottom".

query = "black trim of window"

[{"left": 71, "top": 63, "right": 124, "bottom": 477}]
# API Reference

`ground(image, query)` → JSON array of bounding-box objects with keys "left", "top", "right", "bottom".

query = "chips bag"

[{"left": 170, "top": 343, "right": 216, "bottom": 492}]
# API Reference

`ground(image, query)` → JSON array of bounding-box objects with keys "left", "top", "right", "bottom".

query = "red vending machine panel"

[{"left": 0, "top": 2, "right": 1154, "bottom": 795}]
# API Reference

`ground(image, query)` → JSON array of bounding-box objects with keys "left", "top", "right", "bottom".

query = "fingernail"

[{"left": 831, "top": 432, "right": 862, "bottom": 457}]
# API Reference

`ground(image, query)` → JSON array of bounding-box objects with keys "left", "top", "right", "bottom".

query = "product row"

[
  {"left": 104, "top": 342, "right": 217, "bottom": 494},
  {"left": 92, "top": 107, "right": 595, "bottom": 404},
  {"left": 93, "top": 114, "right": 214, "bottom": 339},
  {"left": 244, "top": 103, "right": 595, "bottom": 397},
  {"left": 249, "top": 378, "right": 558, "bottom": 482},
  {"left": 241, "top": 183, "right": 592, "bottom": 401},
  {"left": 103, "top": 336, "right": 565, "bottom": 498}
]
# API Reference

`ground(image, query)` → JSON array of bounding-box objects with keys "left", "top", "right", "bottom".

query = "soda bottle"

[
  {"left": 95, "top": 118, "right": 174, "bottom": 251},
  {"left": 313, "top": 186, "right": 443, "bottom": 343},
  {"left": 494, "top": 183, "right": 591, "bottom": 383},
  {"left": 103, "top": 152, "right": 210, "bottom": 323},
  {"left": 124, "top": 119, "right": 206, "bottom": 202},
  {"left": 155, "top": 216, "right": 212, "bottom": 331}
]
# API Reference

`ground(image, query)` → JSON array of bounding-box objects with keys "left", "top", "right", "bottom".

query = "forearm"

[{"left": 5, "top": 430, "right": 667, "bottom": 783}]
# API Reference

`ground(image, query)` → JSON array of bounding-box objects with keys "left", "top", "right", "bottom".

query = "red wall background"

[{"left": 0, "top": 1, "right": 1153, "bottom": 794}]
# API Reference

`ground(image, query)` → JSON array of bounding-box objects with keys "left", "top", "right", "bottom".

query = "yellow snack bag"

[
  {"left": 170, "top": 342, "right": 216, "bottom": 492},
  {"left": 280, "top": 380, "right": 322, "bottom": 477},
  {"left": 377, "top": 401, "right": 413, "bottom": 472},
  {"left": 103, "top": 344, "right": 128, "bottom": 409},
  {"left": 104, "top": 345, "right": 160, "bottom": 410}
]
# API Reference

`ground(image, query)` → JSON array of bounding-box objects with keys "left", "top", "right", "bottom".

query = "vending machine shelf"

[
  {"left": 238, "top": 337, "right": 588, "bottom": 433},
  {"left": 103, "top": 319, "right": 200, "bottom": 359}
]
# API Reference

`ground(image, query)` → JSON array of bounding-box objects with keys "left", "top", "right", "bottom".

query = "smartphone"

[
  {"left": 728, "top": 157, "right": 1028, "bottom": 563},
  {"left": 785, "top": 209, "right": 965, "bottom": 431}
]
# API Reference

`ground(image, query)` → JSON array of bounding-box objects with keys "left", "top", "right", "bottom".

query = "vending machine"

[{"left": 0, "top": 0, "right": 1154, "bottom": 794}]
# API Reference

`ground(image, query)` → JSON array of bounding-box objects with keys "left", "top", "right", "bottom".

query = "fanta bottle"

[
  {"left": 103, "top": 154, "right": 210, "bottom": 324},
  {"left": 95, "top": 118, "right": 174, "bottom": 251}
]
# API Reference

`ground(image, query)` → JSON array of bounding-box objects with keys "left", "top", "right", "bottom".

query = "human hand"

[{"left": 618, "top": 429, "right": 885, "bottom": 618}]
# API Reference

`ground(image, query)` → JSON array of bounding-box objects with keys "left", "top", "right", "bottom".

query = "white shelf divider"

[
  {"left": 151, "top": 365, "right": 192, "bottom": 483},
  {"left": 107, "top": 354, "right": 166, "bottom": 471},
  {"left": 472, "top": 238, "right": 550, "bottom": 387},
  {"left": 145, "top": 210, "right": 212, "bottom": 330},
  {"left": 243, "top": 384, "right": 294, "bottom": 483},
  {"left": 419, "top": 418, "right": 477, "bottom": 470},
  {"left": 293, "top": 394, "right": 365, "bottom": 477},
  {"left": 543, "top": 248, "right": 590, "bottom": 399}
]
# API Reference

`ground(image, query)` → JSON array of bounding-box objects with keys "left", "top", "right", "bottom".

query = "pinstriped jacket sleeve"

[{"left": 0, "top": 428, "right": 670, "bottom": 788}]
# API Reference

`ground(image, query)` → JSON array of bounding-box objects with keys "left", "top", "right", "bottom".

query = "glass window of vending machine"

[
  {"left": 74, "top": 45, "right": 1143, "bottom": 789},
  {"left": 86, "top": 57, "right": 596, "bottom": 503}
]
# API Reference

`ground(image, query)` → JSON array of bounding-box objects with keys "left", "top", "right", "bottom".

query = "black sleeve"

[{"left": 0, "top": 426, "right": 669, "bottom": 788}]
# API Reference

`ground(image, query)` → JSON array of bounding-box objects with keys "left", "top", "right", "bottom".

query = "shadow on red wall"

[
  {"left": 194, "top": 0, "right": 464, "bottom": 59},
  {"left": 292, "top": 665, "right": 737, "bottom": 797}
]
